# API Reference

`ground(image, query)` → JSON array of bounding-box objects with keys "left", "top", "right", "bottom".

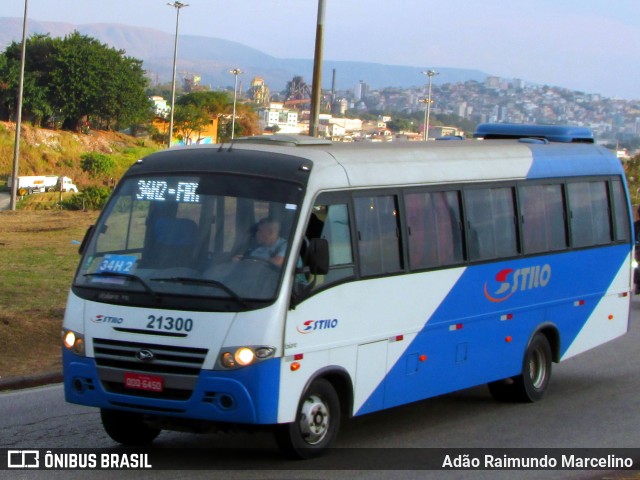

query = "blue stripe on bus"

[
  {"left": 356, "top": 245, "right": 629, "bottom": 416},
  {"left": 525, "top": 144, "right": 624, "bottom": 179},
  {"left": 63, "top": 352, "right": 281, "bottom": 424}
]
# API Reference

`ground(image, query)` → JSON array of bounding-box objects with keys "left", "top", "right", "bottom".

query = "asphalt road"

[{"left": 1, "top": 300, "right": 639, "bottom": 479}]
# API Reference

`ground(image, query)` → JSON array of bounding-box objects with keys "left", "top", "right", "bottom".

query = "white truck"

[{"left": 7, "top": 175, "right": 78, "bottom": 195}]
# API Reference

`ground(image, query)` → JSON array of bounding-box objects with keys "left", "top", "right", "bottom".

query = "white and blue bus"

[{"left": 62, "top": 124, "right": 633, "bottom": 457}]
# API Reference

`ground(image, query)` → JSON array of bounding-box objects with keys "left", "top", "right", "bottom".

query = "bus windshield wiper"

[
  {"left": 83, "top": 272, "right": 160, "bottom": 301},
  {"left": 150, "top": 277, "right": 248, "bottom": 308}
]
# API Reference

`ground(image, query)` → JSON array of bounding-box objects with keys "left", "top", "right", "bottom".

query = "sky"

[{"left": 2, "top": 0, "right": 640, "bottom": 99}]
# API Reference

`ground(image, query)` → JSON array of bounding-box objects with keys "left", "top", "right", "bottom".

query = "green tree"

[
  {"left": 0, "top": 35, "right": 59, "bottom": 124},
  {"left": 225, "top": 102, "right": 260, "bottom": 140},
  {"left": 0, "top": 32, "right": 150, "bottom": 131},
  {"left": 386, "top": 118, "right": 416, "bottom": 133},
  {"left": 176, "top": 91, "right": 260, "bottom": 141},
  {"left": 94, "top": 53, "right": 151, "bottom": 129},
  {"left": 49, "top": 32, "right": 149, "bottom": 131},
  {"left": 177, "top": 90, "right": 230, "bottom": 115},
  {"left": 52, "top": 32, "right": 145, "bottom": 130},
  {"left": 49, "top": 33, "right": 101, "bottom": 130},
  {"left": 173, "top": 103, "right": 211, "bottom": 143}
]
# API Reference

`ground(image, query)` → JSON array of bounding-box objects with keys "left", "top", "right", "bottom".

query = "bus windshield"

[{"left": 73, "top": 173, "right": 301, "bottom": 309}]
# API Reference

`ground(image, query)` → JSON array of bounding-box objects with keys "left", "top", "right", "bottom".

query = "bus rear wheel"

[
  {"left": 100, "top": 409, "right": 161, "bottom": 445},
  {"left": 275, "top": 378, "right": 341, "bottom": 459},
  {"left": 488, "top": 332, "right": 552, "bottom": 403}
]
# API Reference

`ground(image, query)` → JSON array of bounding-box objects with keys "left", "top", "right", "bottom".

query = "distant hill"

[{"left": 0, "top": 17, "right": 489, "bottom": 93}]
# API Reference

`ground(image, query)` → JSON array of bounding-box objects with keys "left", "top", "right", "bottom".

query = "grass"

[
  {"left": 0, "top": 209, "right": 99, "bottom": 379},
  {"left": 0, "top": 122, "right": 163, "bottom": 382}
]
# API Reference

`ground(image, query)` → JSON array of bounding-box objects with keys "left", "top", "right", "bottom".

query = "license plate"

[{"left": 123, "top": 372, "right": 164, "bottom": 393}]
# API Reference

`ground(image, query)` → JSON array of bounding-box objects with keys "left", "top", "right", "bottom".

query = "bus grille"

[{"left": 93, "top": 338, "right": 208, "bottom": 400}]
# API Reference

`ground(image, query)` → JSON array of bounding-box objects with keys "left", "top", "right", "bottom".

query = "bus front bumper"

[{"left": 62, "top": 350, "right": 280, "bottom": 425}]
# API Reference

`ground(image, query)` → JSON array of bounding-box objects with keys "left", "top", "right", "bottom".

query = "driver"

[{"left": 233, "top": 217, "right": 286, "bottom": 267}]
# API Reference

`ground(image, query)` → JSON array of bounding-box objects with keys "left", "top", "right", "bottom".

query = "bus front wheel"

[
  {"left": 488, "top": 332, "right": 552, "bottom": 403},
  {"left": 275, "top": 378, "right": 341, "bottom": 459},
  {"left": 100, "top": 408, "right": 161, "bottom": 445}
]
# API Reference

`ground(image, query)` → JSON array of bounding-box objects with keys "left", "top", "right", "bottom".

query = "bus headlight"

[
  {"left": 62, "top": 329, "right": 85, "bottom": 356},
  {"left": 235, "top": 347, "right": 255, "bottom": 366},
  {"left": 218, "top": 346, "right": 275, "bottom": 369}
]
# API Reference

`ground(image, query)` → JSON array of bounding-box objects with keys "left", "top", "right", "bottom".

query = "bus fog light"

[{"left": 219, "top": 394, "right": 234, "bottom": 409}]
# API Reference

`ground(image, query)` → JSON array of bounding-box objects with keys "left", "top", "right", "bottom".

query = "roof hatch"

[{"left": 473, "top": 124, "right": 594, "bottom": 143}]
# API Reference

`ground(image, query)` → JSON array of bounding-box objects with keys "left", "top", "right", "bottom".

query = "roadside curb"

[{"left": 0, "top": 371, "right": 62, "bottom": 392}]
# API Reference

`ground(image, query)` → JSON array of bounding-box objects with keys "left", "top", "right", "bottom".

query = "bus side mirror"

[
  {"left": 79, "top": 225, "right": 95, "bottom": 255},
  {"left": 306, "top": 238, "right": 329, "bottom": 275}
]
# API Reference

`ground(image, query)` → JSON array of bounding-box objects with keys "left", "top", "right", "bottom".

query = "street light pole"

[
  {"left": 167, "top": 1, "right": 188, "bottom": 148},
  {"left": 229, "top": 68, "right": 243, "bottom": 140},
  {"left": 9, "top": 0, "right": 28, "bottom": 211},
  {"left": 420, "top": 97, "right": 428, "bottom": 141},
  {"left": 421, "top": 69, "right": 439, "bottom": 141}
]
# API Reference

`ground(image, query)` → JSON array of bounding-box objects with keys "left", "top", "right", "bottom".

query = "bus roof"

[{"left": 131, "top": 133, "right": 621, "bottom": 192}]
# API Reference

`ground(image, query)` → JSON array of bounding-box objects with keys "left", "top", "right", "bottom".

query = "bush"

[
  {"left": 80, "top": 152, "right": 115, "bottom": 176},
  {"left": 60, "top": 186, "right": 112, "bottom": 210}
]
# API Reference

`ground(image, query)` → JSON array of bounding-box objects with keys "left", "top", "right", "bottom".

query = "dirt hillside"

[{"left": 0, "top": 121, "right": 160, "bottom": 189}]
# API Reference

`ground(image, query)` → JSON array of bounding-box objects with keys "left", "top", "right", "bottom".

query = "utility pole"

[
  {"left": 9, "top": 0, "right": 28, "bottom": 211},
  {"left": 309, "top": 0, "right": 325, "bottom": 138}
]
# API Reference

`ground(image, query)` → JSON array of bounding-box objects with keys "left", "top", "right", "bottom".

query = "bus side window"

[
  {"left": 519, "top": 183, "right": 567, "bottom": 254},
  {"left": 568, "top": 181, "right": 611, "bottom": 247},
  {"left": 465, "top": 187, "right": 517, "bottom": 261},
  {"left": 354, "top": 195, "right": 403, "bottom": 276},
  {"left": 324, "top": 204, "right": 353, "bottom": 266},
  {"left": 301, "top": 203, "right": 355, "bottom": 294},
  {"left": 611, "top": 178, "right": 630, "bottom": 242},
  {"left": 405, "top": 190, "right": 463, "bottom": 270}
]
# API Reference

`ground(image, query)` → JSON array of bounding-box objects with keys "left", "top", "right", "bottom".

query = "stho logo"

[
  {"left": 296, "top": 318, "right": 339, "bottom": 334},
  {"left": 484, "top": 264, "right": 552, "bottom": 303}
]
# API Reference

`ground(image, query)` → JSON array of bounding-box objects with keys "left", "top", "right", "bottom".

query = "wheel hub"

[
  {"left": 529, "top": 348, "right": 547, "bottom": 389},
  {"left": 299, "top": 394, "right": 329, "bottom": 445}
]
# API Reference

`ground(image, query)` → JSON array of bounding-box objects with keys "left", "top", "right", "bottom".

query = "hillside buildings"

[
  {"left": 340, "top": 77, "right": 640, "bottom": 145},
  {"left": 259, "top": 102, "right": 300, "bottom": 133},
  {"left": 153, "top": 73, "right": 640, "bottom": 146}
]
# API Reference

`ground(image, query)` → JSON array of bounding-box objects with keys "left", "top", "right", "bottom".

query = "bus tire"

[
  {"left": 100, "top": 408, "right": 161, "bottom": 445},
  {"left": 275, "top": 378, "right": 341, "bottom": 459},
  {"left": 488, "top": 332, "right": 552, "bottom": 403}
]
